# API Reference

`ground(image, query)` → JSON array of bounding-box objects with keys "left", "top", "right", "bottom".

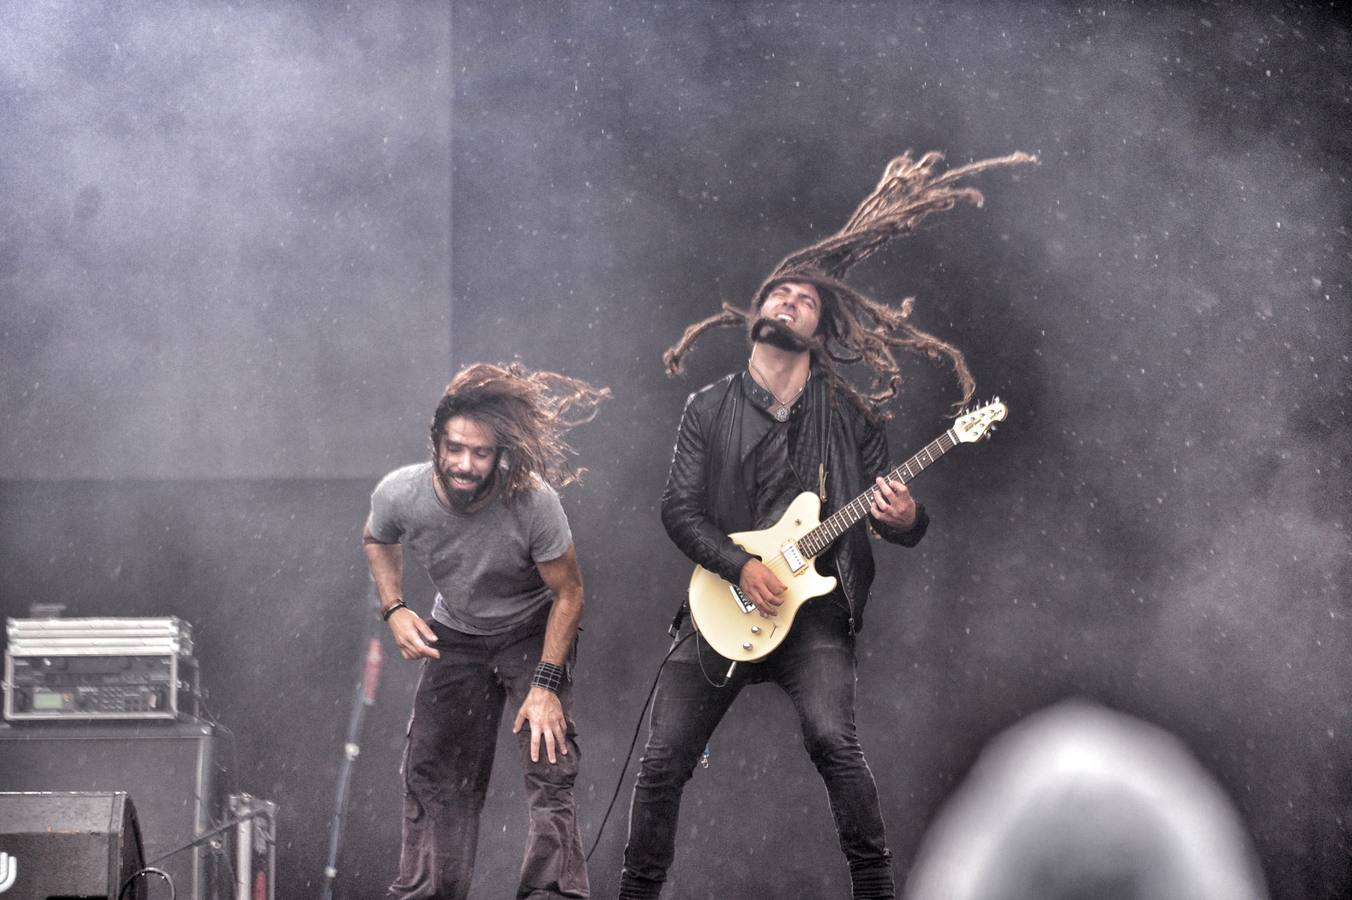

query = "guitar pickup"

[
  {"left": 728, "top": 584, "right": 756, "bottom": 614},
  {"left": 779, "top": 542, "right": 808, "bottom": 575}
]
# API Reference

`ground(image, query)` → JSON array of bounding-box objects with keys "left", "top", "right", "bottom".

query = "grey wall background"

[
  {"left": 1, "top": 3, "right": 451, "bottom": 479},
  {"left": 1, "top": 2, "right": 1348, "bottom": 898}
]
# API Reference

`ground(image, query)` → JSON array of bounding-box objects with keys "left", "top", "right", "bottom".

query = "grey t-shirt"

[{"left": 366, "top": 462, "right": 573, "bottom": 635}]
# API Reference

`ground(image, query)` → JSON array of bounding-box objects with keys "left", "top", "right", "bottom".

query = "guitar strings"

[
  {"left": 755, "top": 488, "right": 883, "bottom": 580},
  {"left": 749, "top": 466, "right": 923, "bottom": 587}
]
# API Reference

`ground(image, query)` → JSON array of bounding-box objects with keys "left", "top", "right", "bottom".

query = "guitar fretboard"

[{"left": 798, "top": 430, "right": 958, "bottom": 558}]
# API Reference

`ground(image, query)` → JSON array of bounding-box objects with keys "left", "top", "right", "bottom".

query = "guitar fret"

[{"left": 799, "top": 421, "right": 969, "bottom": 559}]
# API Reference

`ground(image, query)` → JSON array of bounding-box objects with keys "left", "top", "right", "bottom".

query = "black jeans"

[
  {"left": 620, "top": 601, "right": 894, "bottom": 899},
  {"left": 388, "top": 613, "right": 589, "bottom": 900}
]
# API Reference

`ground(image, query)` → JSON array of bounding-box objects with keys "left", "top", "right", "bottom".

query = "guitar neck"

[{"left": 798, "top": 429, "right": 958, "bottom": 558}]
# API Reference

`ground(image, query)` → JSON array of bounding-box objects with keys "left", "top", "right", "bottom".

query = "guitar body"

[
  {"left": 688, "top": 492, "right": 838, "bottom": 662},
  {"left": 684, "top": 399, "right": 1007, "bottom": 664}
]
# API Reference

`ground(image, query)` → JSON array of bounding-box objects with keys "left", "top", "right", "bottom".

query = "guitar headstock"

[{"left": 953, "top": 398, "right": 1008, "bottom": 443}]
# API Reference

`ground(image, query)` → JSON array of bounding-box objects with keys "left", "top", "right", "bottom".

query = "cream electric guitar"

[{"left": 687, "top": 400, "right": 1008, "bottom": 662}]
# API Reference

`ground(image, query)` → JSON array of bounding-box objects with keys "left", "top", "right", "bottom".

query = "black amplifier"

[{"left": 4, "top": 618, "right": 198, "bottom": 722}]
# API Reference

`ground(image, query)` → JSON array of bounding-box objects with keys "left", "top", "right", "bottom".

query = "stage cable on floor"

[{"left": 118, "top": 866, "right": 173, "bottom": 900}]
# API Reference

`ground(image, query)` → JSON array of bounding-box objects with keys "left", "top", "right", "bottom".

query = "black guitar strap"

[
  {"left": 817, "top": 375, "right": 832, "bottom": 507},
  {"left": 783, "top": 371, "right": 831, "bottom": 508}
]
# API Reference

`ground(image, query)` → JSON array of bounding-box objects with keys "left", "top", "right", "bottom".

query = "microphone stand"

[{"left": 321, "top": 583, "right": 385, "bottom": 900}]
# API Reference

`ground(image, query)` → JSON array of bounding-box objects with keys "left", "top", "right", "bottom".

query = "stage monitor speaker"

[
  {"left": 0, "top": 791, "right": 145, "bottom": 899},
  {"left": 0, "top": 721, "right": 227, "bottom": 900}
]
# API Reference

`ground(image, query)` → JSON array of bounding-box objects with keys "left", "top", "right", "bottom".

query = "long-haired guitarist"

[{"left": 619, "top": 151, "right": 1034, "bottom": 900}]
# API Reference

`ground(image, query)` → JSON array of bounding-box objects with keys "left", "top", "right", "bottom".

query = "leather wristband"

[
  {"left": 380, "top": 600, "right": 409, "bottom": 622},
  {"left": 531, "top": 661, "right": 565, "bottom": 694}
]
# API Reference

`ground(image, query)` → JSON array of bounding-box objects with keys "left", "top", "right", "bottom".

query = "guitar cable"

[
  {"left": 695, "top": 624, "right": 737, "bottom": 687},
  {"left": 584, "top": 627, "right": 693, "bottom": 863}
]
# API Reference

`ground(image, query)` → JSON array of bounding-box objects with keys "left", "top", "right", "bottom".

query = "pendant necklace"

[{"left": 749, "top": 360, "right": 810, "bottom": 422}]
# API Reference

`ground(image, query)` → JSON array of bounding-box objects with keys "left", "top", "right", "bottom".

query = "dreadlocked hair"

[
  {"left": 664, "top": 149, "right": 1037, "bottom": 419},
  {"left": 430, "top": 361, "right": 610, "bottom": 496}
]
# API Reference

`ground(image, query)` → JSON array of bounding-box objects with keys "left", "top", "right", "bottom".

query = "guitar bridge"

[
  {"left": 728, "top": 583, "right": 756, "bottom": 614},
  {"left": 779, "top": 542, "right": 808, "bottom": 575}
]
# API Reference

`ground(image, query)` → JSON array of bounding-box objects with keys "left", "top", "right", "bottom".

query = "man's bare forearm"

[
  {"left": 536, "top": 545, "right": 585, "bottom": 666},
  {"left": 362, "top": 526, "right": 404, "bottom": 612},
  {"left": 540, "top": 586, "right": 583, "bottom": 665}
]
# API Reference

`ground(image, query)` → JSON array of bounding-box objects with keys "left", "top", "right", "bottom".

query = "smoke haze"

[{"left": 1, "top": 2, "right": 1347, "bottom": 898}]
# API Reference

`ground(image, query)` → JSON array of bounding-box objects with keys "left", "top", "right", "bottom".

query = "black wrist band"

[
  {"left": 381, "top": 600, "right": 409, "bottom": 622},
  {"left": 531, "top": 661, "right": 565, "bottom": 694}
]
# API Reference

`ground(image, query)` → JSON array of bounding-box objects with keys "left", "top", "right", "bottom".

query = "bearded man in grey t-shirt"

[{"left": 364, "top": 362, "right": 607, "bottom": 900}]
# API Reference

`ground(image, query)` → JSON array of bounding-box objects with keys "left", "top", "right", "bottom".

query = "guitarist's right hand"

[{"left": 740, "top": 559, "right": 787, "bottom": 617}]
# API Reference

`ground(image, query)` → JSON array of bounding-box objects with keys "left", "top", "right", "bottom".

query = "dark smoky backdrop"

[{"left": 1, "top": 2, "right": 1347, "bottom": 899}]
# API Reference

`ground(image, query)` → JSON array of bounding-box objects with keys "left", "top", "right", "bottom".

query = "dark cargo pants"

[{"left": 387, "top": 612, "right": 589, "bottom": 900}]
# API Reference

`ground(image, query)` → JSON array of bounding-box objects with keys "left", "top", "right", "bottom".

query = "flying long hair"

[
  {"left": 663, "top": 150, "right": 1037, "bottom": 418},
  {"left": 430, "top": 361, "right": 610, "bottom": 497}
]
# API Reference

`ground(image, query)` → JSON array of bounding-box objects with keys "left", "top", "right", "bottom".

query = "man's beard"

[
  {"left": 749, "top": 315, "right": 815, "bottom": 353},
  {"left": 436, "top": 463, "right": 494, "bottom": 509}
]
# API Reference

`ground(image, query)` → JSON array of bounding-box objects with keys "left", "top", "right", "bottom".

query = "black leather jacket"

[{"left": 661, "top": 370, "right": 928, "bottom": 632}]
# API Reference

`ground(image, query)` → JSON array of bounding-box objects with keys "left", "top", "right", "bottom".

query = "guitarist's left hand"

[{"left": 871, "top": 476, "right": 918, "bottom": 530}]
